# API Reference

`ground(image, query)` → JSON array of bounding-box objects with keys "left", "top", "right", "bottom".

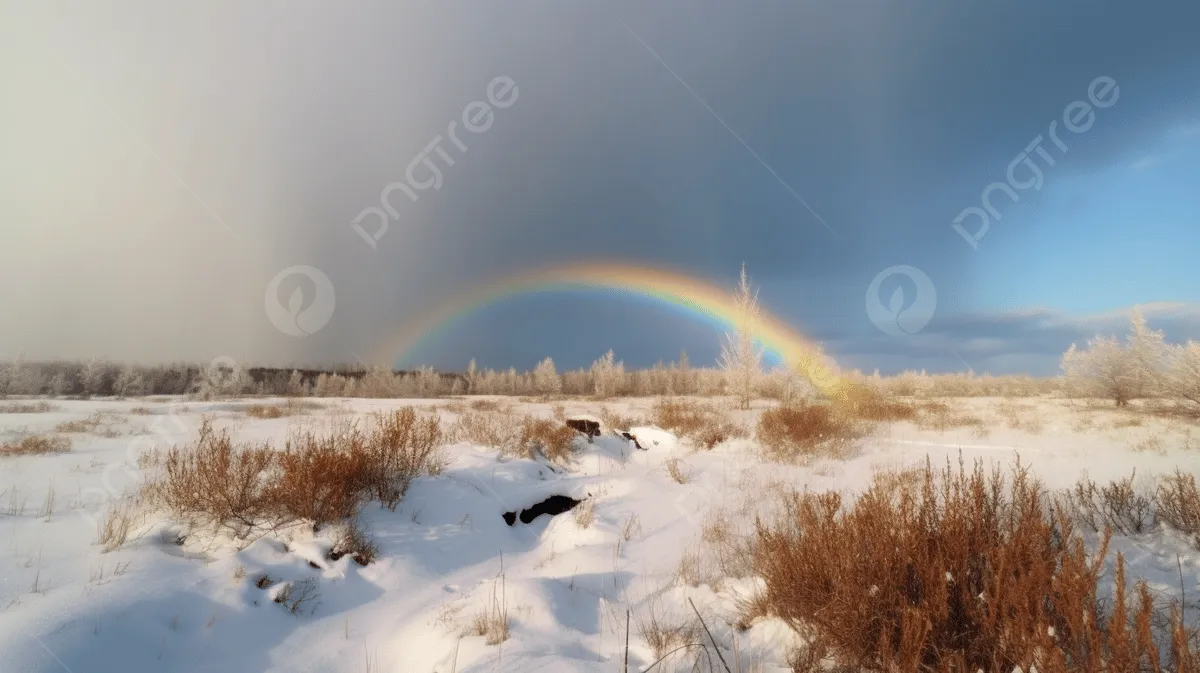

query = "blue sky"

[{"left": 2, "top": 1, "right": 1198, "bottom": 374}]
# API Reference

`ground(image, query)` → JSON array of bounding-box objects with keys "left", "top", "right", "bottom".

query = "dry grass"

[
  {"left": 0, "top": 401, "right": 59, "bottom": 413},
  {"left": 637, "top": 602, "right": 701, "bottom": 662},
  {"left": 665, "top": 457, "right": 690, "bottom": 484},
  {"left": 832, "top": 384, "right": 917, "bottom": 422},
  {"left": 245, "top": 399, "right": 324, "bottom": 419},
  {"left": 572, "top": 499, "right": 595, "bottom": 528},
  {"left": 652, "top": 398, "right": 747, "bottom": 450},
  {"left": 755, "top": 403, "right": 863, "bottom": 462},
  {"left": 452, "top": 409, "right": 523, "bottom": 450},
  {"left": 148, "top": 410, "right": 444, "bottom": 538},
  {"left": 467, "top": 576, "right": 509, "bottom": 646},
  {"left": 97, "top": 498, "right": 139, "bottom": 552},
  {"left": 128, "top": 406, "right": 153, "bottom": 415},
  {"left": 1, "top": 433, "right": 72, "bottom": 456},
  {"left": 912, "top": 401, "right": 988, "bottom": 434},
  {"left": 752, "top": 457, "right": 1200, "bottom": 672},
  {"left": 621, "top": 513, "right": 642, "bottom": 542}
]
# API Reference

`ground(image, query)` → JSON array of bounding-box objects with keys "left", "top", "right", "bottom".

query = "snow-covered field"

[{"left": 1, "top": 396, "right": 1198, "bottom": 672}]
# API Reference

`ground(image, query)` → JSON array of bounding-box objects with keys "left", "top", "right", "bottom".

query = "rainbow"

[{"left": 373, "top": 262, "right": 845, "bottom": 395}]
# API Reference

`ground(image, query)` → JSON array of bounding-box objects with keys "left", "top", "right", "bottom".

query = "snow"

[{"left": 0, "top": 396, "right": 1197, "bottom": 672}]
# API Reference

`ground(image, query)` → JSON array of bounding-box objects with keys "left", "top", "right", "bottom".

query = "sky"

[{"left": 1, "top": 0, "right": 1198, "bottom": 376}]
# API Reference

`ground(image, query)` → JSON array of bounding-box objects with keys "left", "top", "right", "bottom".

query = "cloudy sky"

[{"left": 2, "top": 0, "right": 1198, "bottom": 375}]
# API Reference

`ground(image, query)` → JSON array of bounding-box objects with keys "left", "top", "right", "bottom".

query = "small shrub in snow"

[
  {"left": 1157, "top": 470, "right": 1200, "bottom": 549},
  {"left": 97, "top": 498, "right": 138, "bottom": 552},
  {"left": 517, "top": 417, "right": 577, "bottom": 463},
  {"left": 1062, "top": 471, "right": 1155, "bottom": 536},
  {"left": 273, "top": 431, "right": 370, "bottom": 527},
  {"left": 651, "top": 398, "right": 745, "bottom": 449},
  {"left": 755, "top": 403, "right": 861, "bottom": 462},
  {"left": 0, "top": 401, "right": 58, "bottom": 413},
  {"left": 0, "top": 433, "right": 72, "bottom": 456},
  {"left": 274, "top": 577, "right": 320, "bottom": 615},
  {"left": 332, "top": 520, "right": 378, "bottom": 566},
  {"left": 358, "top": 408, "right": 444, "bottom": 509},
  {"left": 572, "top": 499, "right": 595, "bottom": 529}
]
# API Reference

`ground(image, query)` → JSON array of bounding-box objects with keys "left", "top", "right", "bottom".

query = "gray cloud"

[{"left": 1, "top": 1, "right": 1197, "bottom": 368}]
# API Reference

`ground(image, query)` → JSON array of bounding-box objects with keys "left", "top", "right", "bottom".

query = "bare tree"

[{"left": 719, "top": 264, "right": 763, "bottom": 410}]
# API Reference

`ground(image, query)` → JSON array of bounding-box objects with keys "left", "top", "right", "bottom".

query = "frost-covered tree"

[
  {"left": 113, "top": 365, "right": 145, "bottom": 398},
  {"left": 194, "top": 360, "right": 254, "bottom": 400},
  {"left": 532, "top": 357, "right": 562, "bottom": 395},
  {"left": 591, "top": 350, "right": 624, "bottom": 398},
  {"left": 81, "top": 357, "right": 109, "bottom": 398},
  {"left": 1164, "top": 341, "right": 1200, "bottom": 407},
  {"left": 1061, "top": 308, "right": 1168, "bottom": 407},
  {"left": 719, "top": 264, "right": 763, "bottom": 410},
  {"left": 465, "top": 358, "right": 479, "bottom": 394}
]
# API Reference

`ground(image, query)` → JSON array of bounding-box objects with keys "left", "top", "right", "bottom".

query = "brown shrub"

[
  {"left": 753, "top": 458, "right": 1199, "bottom": 672},
  {"left": 357, "top": 408, "right": 443, "bottom": 509},
  {"left": 272, "top": 431, "right": 369, "bottom": 527},
  {"left": 1157, "top": 470, "right": 1200, "bottom": 548},
  {"left": 651, "top": 398, "right": 746, "bottom": 450},
  {"left": 152, "top": 420, "right": 276, "bottom": 538},
  {"left": 597, "top": 405, "right": 646, "bottom": 432},
  {"left": 149, "top": 411, "right": 444, "bottom": 537},
  {"left": 0, "top": 434, "right": 72, "bottom": 456},
  {"left": 755, "top": 403, "right": 862, "bottom": 462},
  {"left": 637, "top": 603, "right": 701, "bottom": 662},
  {"left": 517, "top": 417, "right": 576, "bottom": 463}
]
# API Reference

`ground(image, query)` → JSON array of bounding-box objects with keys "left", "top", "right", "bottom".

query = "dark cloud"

[{"left": 2, "top": 1, "right": 1197, "bottom": 369}]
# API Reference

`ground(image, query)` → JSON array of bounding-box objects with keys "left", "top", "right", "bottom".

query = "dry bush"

[
  {"left": 598, "top": 405, "right": 645, "bottom": 432},
  {"left": 755, "top": 403, "right": 862, "bottom": 462},
  {"left": 753, "top": 457, "right": 1199, "bottom": 672},
  {"left": 637, "top": 603, "right": 701, "bottom": 662},
  {"left": 273, "top": 577, "right": 320, "bottom": 615},
  {"left": 358, "top": 408, "right": 444, "bottom": 509},
  {"left": 468, "top": 399, "right": 506, "bottom": 412},
  {"left": 0, "top": 401, "right": 58, "bottom": 413},
  {"left": 452, "top": 409, "right": 523, "bottom": 449},
  {"left": 149, "top": 412, "right": 443, "bottom": 538},
  {"left": 272, "top": 431, "right": 369, "bottom": 527},
  {"left": 152, "top": 420, "right": 276, "bottom": 538},
  {"left": 700, "top": 510, "right": 754, "bottom": 578},
  {"left": 1063, "top": 471, "right": 1155, "bottom": 536},
  {"left": 517, "top": 417, "right": 577, "bottom": 463},
  {"left": 129, "top": 406, "right": 152, "bottom": 415},
  {"left": 1157, "top": 470, "right": 1200, "bottom": 548},
  {"left": 652, "top": 398, "right": 746, "bottom": 449},
  {"left": 0, "top": 434, "right": 72, "bottom": 456}
]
